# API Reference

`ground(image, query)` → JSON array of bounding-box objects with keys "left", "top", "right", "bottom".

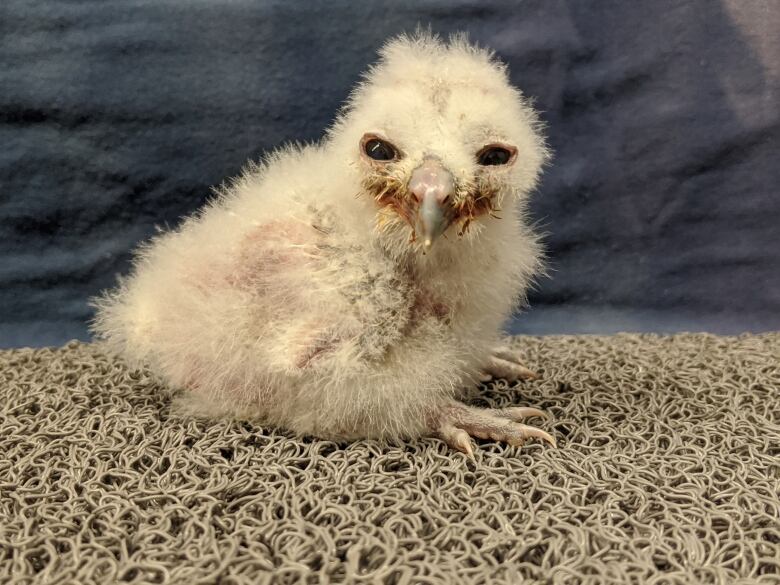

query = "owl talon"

[
  {"left": 438, "top": 422, "right": 475, "bottom": 458},
  {"left": 433, "top": 401, "right": 556, "bottom": 453},
  {"left": 481, "top": 346, "right": 539, "bottom": 381},
  {"left": 499, "top": 406, "right": 549, "bottom": 421}
]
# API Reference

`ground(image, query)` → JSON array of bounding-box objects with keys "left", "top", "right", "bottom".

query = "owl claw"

[
  {"left": 433, "top": 401, "right": 556, "bottom": 453},
  {"left": 499, "top": 406, "right": 549, "bottom": 421},
  {"left": 481, "top": 346, "right": 539, "bottom": 381},
  {"left": 437, "top": 422, "right": 475, "bottom": 458}
]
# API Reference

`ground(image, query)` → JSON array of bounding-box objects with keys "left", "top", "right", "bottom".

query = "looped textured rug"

[{"left": 1, "top": 334, "right": 778, "bottom": 584}]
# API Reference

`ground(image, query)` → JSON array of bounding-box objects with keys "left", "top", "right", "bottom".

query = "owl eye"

[
  {"left": 477, "top": 144, "right": 516, "bottom": 166},
  {"left": 363, "top": 136, "right": 398, "bottom": 162}
]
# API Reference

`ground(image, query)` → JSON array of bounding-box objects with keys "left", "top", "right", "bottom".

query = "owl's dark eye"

[
  {"left": 477, "top": 145, "right": 516, "bottom": 166},
  {"left": 363, "top": 137, "right": 398, "bottom": 162}
]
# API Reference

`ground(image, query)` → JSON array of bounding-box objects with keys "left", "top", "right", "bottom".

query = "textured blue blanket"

[{"left": 1, "top": 0, "right": 778, "bottom": 346}]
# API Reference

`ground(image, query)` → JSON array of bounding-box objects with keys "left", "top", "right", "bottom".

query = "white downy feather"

[{"left": 92, "top": 32, "right": 548, "bottom": 441}]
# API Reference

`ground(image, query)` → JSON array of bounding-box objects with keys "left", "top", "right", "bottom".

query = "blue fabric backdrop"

[{"left": 1, "top": 0, "right": 778, "bottom": 347}]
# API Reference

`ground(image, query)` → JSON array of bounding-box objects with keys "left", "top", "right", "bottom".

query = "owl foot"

[
  {"left": 479, "top": 345, "right": 539, "bottom": 382},
  {"left": 433, "top": 401, "right": 556, "bottom": 457}
]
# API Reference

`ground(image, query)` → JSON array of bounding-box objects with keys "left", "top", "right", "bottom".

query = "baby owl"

[{"left": 92, "top": 33, "right": 555, "bottom": 456}]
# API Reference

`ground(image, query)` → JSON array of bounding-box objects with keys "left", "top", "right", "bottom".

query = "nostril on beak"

[
  {"left": 408, "top": 160, "right": 455, "bottom": 205},
  {"left": 410, "top": 184, "right": 453, "bottom": 209}
]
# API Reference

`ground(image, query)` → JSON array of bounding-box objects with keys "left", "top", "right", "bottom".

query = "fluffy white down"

[{"left": 92, "top": 33, "right": 548, "bottom": 441}]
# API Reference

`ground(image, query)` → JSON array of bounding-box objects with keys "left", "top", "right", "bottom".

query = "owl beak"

[{"left": 408, "top": 159, "right": 457, "bottom": 250}]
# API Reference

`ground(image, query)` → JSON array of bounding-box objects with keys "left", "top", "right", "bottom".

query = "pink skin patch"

[
  {"left": 231, "top": 222, "right": 321, "bottom": 286},
  {"left": 294, "top": 327, "right": 343, "bottom": 369},
  {"left": 409, "top": 286, "right": 451, "bottom": 326},
  {"left": 181, "top": 221, "right": 324, "bottom": 293},
  {"left": 229, "top": 221, "right": 347, "bottom": 370}
]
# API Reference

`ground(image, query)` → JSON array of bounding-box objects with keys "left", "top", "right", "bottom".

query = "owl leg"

[
  {"left": 479, "top": 345, "right": 539, "bottom": 382},
  {"left": 433, "top": 401, "right": 556, "bottom": 457}
]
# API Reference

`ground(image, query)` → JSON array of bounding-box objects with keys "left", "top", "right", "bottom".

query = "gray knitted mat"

[{"left": 1, "top": 334, "right": 778, "bottom": 584}]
